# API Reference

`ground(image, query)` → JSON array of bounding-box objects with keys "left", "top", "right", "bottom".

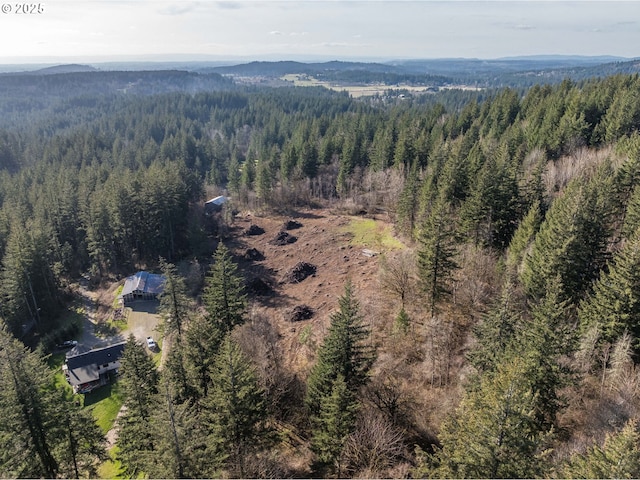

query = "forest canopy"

[{"left": 4, "top": 66, "right": 640, "bottom": 478}]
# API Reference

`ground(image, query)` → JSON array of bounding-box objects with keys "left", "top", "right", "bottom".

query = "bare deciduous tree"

[
  {"left": 379, "top": 250, "right": 416, "bottom": 310},
  {"left": 341, "top": 411, "right": 407, "bottom": 477}
]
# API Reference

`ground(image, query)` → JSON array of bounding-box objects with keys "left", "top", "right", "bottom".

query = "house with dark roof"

[
  {"left": 63, "top": 342, "right": 126, "bottom": 394},
  {"left": 119, "top": 271, "right": 165, "bottom": 305}
]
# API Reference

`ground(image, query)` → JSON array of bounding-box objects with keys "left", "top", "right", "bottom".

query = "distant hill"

[
  {"left": 201, "top": 57, "right": 640, "bottom": 88},
  {"left": 29, "top": 64, "right": 98, "bottom": 75},
  {"left": 205, "top": 60, "right": 406, "bottom": 76}
]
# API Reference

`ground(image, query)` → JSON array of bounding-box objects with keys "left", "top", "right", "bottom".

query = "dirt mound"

[
  {"left": 284, "top": 262, "right": 317, "bottom": 283},
  {"left": 287, "top": 305, "right": 314, "bottom": 322},
  {"left": 245, "top": 224, "right": 265, "bottom": 236},
  {"left": 244, "top": 248, "right": 265, "bottom": 261},
  {"left": 283, "top": 219, "right": 303, "bottom": 230},
  {"left": 246, "top": 277, "right": 273, "bottom": 296},
  {"left": 270, "top": 231, "right": 297, "bottom": 246}
]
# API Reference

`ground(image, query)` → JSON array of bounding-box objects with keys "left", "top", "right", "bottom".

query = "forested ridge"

[{"left": 4, "top": 69, "right": 640, "bottom": 477}]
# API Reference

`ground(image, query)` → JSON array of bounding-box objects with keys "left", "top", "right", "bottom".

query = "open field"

[
  {"left": 281, "top": 73, "right": 481, "bottom": 97},
  {"left": 281, "top": 73, "right": 435, "bottom": 97}
]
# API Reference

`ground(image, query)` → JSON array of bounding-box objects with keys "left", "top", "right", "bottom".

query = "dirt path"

[
  {"left": 105, "top": 405, "right": 127, "bottom": 449},
  {"left": 77, "top": 276, "right": 124, "bottom": 348}
]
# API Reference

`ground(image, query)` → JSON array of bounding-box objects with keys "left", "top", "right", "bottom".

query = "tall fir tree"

[
  {"left": 421, "top": 355, "right": 554, "bottom": 479},
  {"left": 305, "top": 280, "right": 374, "bottom": 417},
  {"left": 116, "top": 335, "right": 160, "bottom": 477},
  {"left": 159, "top": 258, "right": 192, "bottom": 339},
  {"left": 311, "top": 374, "right": 359, "bottom": 476},
  {"left": 577, "top": 233, "right": 640, "bottom": 346},
  {"left": 0, "top": 327, "right": 61, "bottom": 478},
  {"left": 467, "top": 280, "right": 522, "bottom": 373},
  {"left": 521, "top": 173, "right": 611, "bottom": 304},
  {"left": 203, "top": 336, "right": 269, "bottom": 478},
  {"left": 505, "top": 200, "right": 542, "bottom": 274},
  {"left": 202, "top": 243, "right": 247, "bottom": 341},
  {"left": 559, "top": 419, "right": 640, "bottom": 479},
  {"left": 416, "top": 196, "right": 459, "bottom": 317}
]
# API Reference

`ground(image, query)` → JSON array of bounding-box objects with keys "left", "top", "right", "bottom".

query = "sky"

[{"left": 0, "top": 1, "right": 640, "bottom": 63}]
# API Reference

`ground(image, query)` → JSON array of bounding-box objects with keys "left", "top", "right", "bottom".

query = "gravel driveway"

[
  {"left": 126, "top": 300, "right": 163, "bottom": 345},
  {"left": 77, "top": 279, "right": 161, "bottom": 349}
]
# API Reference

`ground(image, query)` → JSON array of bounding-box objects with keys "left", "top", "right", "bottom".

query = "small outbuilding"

[
  {"left": 119, "top": 271, "right": 165, "bottom": 305},
  {"left": 205, "top": 195, "right": 229, "bottom": 214}
]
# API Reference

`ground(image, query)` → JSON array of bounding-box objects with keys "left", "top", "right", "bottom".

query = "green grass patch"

[
  {"left": 47, "top": 352, "right": 75, "bottom": 397},
  {"left": 98, "top": 446, "right": 125, "bottom": 479},
  {"left": 84, "top": 383, "right": 124, "bottom": 434},
  {"left": 342, "top": 217, "right": 405, "bottom": 251},
  {"left": 112, "top": 285, "right": 124, "bottom": 308}
]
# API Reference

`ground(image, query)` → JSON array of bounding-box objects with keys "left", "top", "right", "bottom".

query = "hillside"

[
  {"left": 6, "top": 69, "right": 640, "bottom": 478},
  {"left": 231, "top": 210, "right": 397, "bottom": 370}
]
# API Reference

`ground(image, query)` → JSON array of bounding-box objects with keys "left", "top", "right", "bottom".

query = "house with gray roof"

[
  {"left": 119, "top": 271, "right": 165, "bottom": 305},
  {"left": 63, "top": 342, "right": 126, "bottom": 394},
  {"left": 205, "top": 195, "right": 228, "bottom": 214}
]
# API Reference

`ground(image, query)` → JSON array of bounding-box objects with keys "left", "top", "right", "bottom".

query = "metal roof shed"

[{"left": 120, "top": 271, "right": 165, "bottom": 304}]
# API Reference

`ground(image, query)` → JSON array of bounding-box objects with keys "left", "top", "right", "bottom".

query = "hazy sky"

[{"left": 1, "top": 1, "right": 639, "bottom": 62}]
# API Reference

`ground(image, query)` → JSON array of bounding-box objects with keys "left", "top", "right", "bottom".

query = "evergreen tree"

[
  {"left": 203, "top": 336, "right": 268, "bottom": 477},
  {"left": 311, "top": 374, "right": 359, "bottom": 476},
  {"left": 468, "top": 280, "right": 522, "bottom": 373},
  {"left": 505, "top": 200, "right": 542, "bottom": 274},
  {"left": 144, "top": 379, "right": 200, "bottom": 479},
  {"left": 227, "top": 151, "right": 242, "bottom": 195},
  {"left": 424, "top": 356, "right": 553, "bottom": 479},
  {"left": 560, "top": 419, "right": 640, "bottom": 479},
  {"left": 417, "top": 196, "right": 458, "bottom": 316},
  {"left": 578, "top": 233, "right": 640, "bottom": 345},
  {"left": 306, "top": 280, "right": 374, "bottom": 417},
  {"left": 396, "top": 161, "right": 420, "bottom": 236},
  {"left": 202, "top": 243, "right": 247, "bottom": 340},
  {"left": 182, "top": 314, "right": 220, "bottom": 400},
  {"left": 518, "top": 279, "right": 573, "bottom": 432},
  {"left": 623, "top": 184, "right": 640, "bottom": 239},
  {"left": 56, "top": 397, "right": 107, "bottom": 479},
  {"left": 116, "top": 335, "right": 160, "bottom": 476},
  {"left": 0, "top": 327, "right": 59, "bottom": 478},
  {"left": 521, "top": 174, "right": 611, "bottom": 304},
  {"left": 159, "top": 258, "right": 192, "bottom": 338}
]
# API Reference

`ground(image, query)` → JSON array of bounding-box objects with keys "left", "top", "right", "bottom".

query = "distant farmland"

[{"left": 281, "top": 73, "right": 439, "bottom": 97}]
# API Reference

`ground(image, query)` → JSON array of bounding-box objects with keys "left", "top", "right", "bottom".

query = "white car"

[
  {"left": 57, "top": 340, "right": 78, "bottom": 349},
  {"left": 146, "top": 336, "right": 157, "bottom": 350}
]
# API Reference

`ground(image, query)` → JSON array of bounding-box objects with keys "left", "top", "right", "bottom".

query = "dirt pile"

[
  {"left": 244, "top": 248, "right": 264, "bottom": 261},
  {"left": 270, "top": 231, "right": 297, "bottom": 246},
  {"left": 283, "top": 219, "right": 303, "bottom": 230},
  {"left": 287, "top": 305, "right": 314, "bottom": 322},
  {"left": 245, "top": 224, "right": 265, "bottom": 236},
  {"left": 246, "top": 277, "right": 273, "bottom": 296},
  {"left": 284, "top": 262, "right": 317, "bottom": 283}
]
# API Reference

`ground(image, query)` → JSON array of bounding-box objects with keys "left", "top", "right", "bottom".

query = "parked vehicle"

[
  {"left": 146, "top": 336, "right": 157, "bottom": 350},
  {"left": 57, "top": 340, "right": 78, "bottom": 349}
]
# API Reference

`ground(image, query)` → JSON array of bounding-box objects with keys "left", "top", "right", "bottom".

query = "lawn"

[
  {"left": 84, "top": 383, "right": 124, "bottom": 434},
  {"left": 342, "top": 217, "right": 405, "bottom": 251}
]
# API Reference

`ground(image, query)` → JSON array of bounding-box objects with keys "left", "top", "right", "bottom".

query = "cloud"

[
  {"left": 270, "top": 31, "right": 283, "bottom": 35},
  {"left": 314, "top": 41, "right": 371, "bottom": 49},
  {"left": 216, "top": 1, "right": 243, "bottom": 10},
  {"left": 289, "top": 32, "right": 308, "bottom": 36},
  {"left": 515, "top": 24, "right": 535, "bottom": 30},
  {"left": 158, "top": 3, "right": 198, "bottom": 15}
]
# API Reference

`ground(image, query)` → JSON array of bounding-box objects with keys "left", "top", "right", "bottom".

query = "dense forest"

[{"left": 4, "top": 65, "right": 640, "bottom": 477}]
